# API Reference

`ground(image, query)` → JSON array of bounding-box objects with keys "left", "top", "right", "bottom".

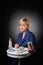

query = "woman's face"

[{"left": 19, "top": 21, "right": 28, "bottom": 32}]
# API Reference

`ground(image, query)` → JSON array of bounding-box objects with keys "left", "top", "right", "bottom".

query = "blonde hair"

[{"left": 19, "top": 18, "right": 30, "bottom": 29}]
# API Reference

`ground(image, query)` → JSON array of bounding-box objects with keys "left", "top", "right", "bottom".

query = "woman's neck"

[{"left": 22, "top": 31, "right": 26, "bottom": 39}]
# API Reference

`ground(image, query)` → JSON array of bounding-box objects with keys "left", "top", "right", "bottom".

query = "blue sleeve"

[
  {"left": 29, "top": 33, "right": 36, "bottom": 46},
  {"left": 16, "top": 33, "right": 21, "bottom": 45}
]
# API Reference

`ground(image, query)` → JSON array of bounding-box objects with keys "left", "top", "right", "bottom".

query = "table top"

[{"left": 6, "top": 47, "right": 31, "bottom": 58}]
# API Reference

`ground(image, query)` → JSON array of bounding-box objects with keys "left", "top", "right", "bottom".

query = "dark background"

[{"left": 0, "top": 1, "right": 43, "bottom": 65}]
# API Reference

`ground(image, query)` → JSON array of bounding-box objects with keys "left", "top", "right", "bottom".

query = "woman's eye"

[
  {"left": 23, "top": 25, "right": 25, "bottom": 26},
  {"left": 19, "top": 24, "right": 25, "bottom": 26}
]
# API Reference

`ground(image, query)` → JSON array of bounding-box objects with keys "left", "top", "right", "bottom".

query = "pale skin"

[{"left": 14, "top": 21, "right": 36, "bottom": 52}]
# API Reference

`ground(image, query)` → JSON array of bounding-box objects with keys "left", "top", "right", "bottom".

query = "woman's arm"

[
  {"left": 28, "top": 44, "right": 36, "bottom": 53},
  {"left": 28, "top": 33, "right": 36, "bottom": 53}
]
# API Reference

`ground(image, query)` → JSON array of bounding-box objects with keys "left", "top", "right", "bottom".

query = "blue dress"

[
  {"left": 17, "top": 30, "right": 36, "bottom": 47},
  {"left": 11, "top": 30, "right": 36, "bottom": 65}
]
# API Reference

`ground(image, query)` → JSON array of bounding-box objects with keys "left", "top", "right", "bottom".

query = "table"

[{"left": 6, "top": 48, "right": 31, "bottom": 65}]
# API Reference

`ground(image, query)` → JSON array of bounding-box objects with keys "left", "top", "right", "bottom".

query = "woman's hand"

[
  {"left": 31, "top": 46, "right": 36, "bottom": 53},
  {"left": 14, "top": 44, "right": 19, "bottom": 48},
  {"left": 28, "top": 46, "right": 32, "bottom": 52},
  {"left": 28, "top": 45, "right": 36, "bottom": 53}
]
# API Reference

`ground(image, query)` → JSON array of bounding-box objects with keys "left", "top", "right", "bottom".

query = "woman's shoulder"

[
  {"left": 27, "top": 30, "right": 36, "bottom": 41},
  {"left": 27, "top": 30, "right": 35, "bottom": 36},
  {"left": 18, "top": 32, "right": 22, "bottom": 37},
  {"left": 19, "top": 32, "right": 22, "bottom": 35},
  {"left": 27, "top": 30, "right": 33, "bottom": 34}
]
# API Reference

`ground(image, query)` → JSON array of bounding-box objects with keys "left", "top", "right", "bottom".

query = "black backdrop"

[{"left": 0, "top": 1, "right": 43, "bottom": 65}]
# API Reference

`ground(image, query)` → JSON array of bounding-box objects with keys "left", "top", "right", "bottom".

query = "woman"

[
  {"left": 11, "top": 18, "right": 36, "bottom": 65},
  {"left": 15, "top": 18, "right": 36, "bottom": 51}
]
